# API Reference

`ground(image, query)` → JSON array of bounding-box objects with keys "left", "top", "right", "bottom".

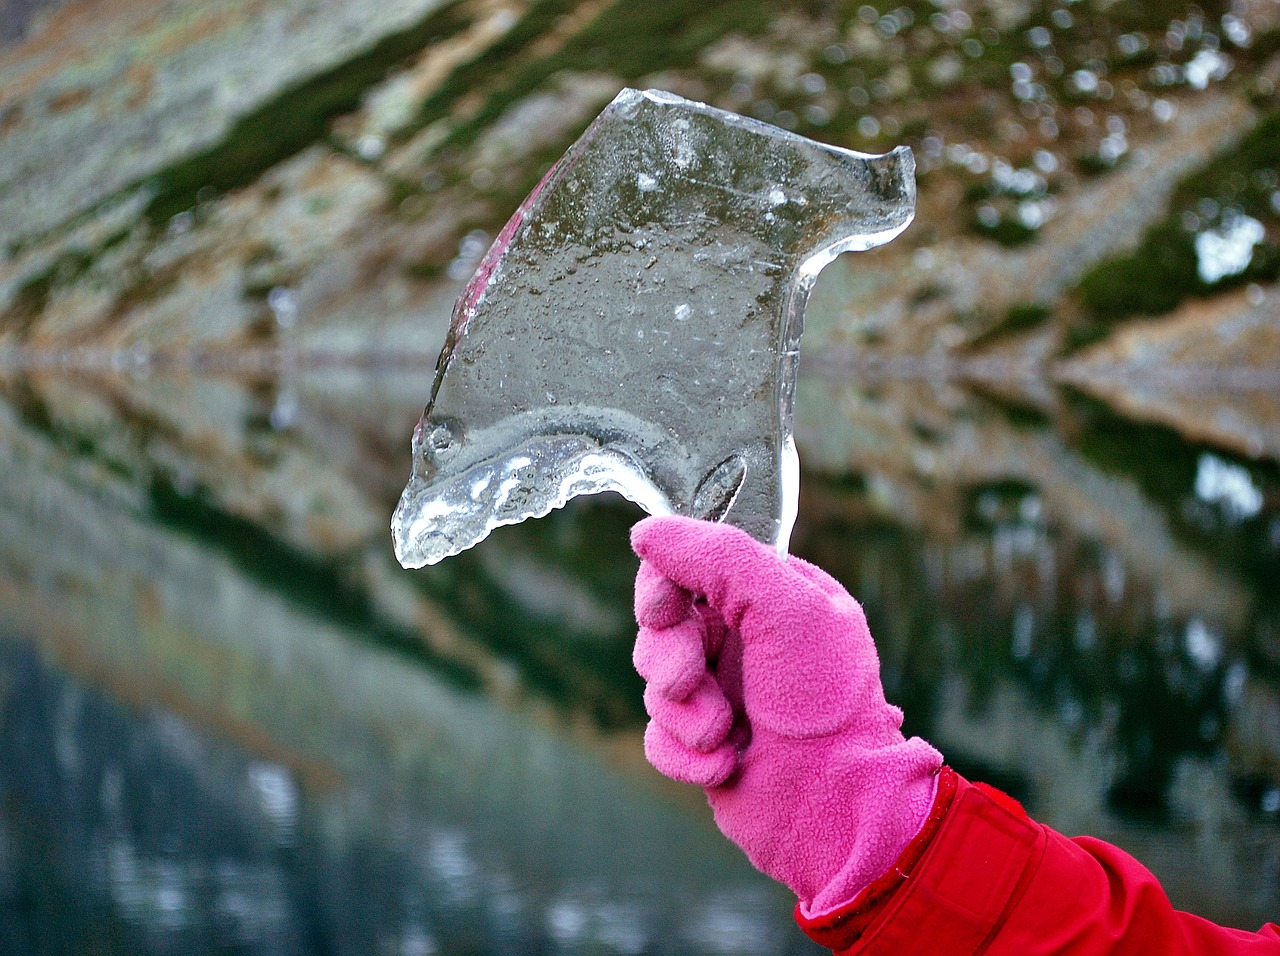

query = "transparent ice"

[{"left": 392, "top": 88, "right": 915, "bottom": 568}]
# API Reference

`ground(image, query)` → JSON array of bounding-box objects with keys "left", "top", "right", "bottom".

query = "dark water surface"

[{"left": 0, "top": 365, "right": 1276, "bottom": 953}]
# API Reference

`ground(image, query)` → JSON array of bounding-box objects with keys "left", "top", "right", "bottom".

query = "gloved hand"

[{"left": 631, "top": 515, "right": 943, "bottom": 918}]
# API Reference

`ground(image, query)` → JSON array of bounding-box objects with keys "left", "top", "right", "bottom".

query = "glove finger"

[
  {"left": 632, "top": 516, "right": 815, "bottom": 629},
  {"left": 634, "top": 616, "right": 709, "bottom": 701},
  {"left": 634, "top": 517, "right": 876, "bottom": 740},
  {"left": 644, "top": 673, "right": 734, "bottom": 752},
  {"left": 643, "top": 721, "right": 738, "bottom": 787},
  {"left": 634, "top": 560, "right": 692, "bottom": 629}
]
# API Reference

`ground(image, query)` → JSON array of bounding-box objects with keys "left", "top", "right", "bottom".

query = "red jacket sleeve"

[{"left": 797, "top": 770, "right": 1280, "bottom": 955}]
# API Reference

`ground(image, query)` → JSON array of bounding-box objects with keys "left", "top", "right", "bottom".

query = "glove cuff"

[
  {"left": 799, "top": 735, "right": 945, "bottom": 918},
  {"left": 797, "top": 765, "right": 958, "bottom": 932}
]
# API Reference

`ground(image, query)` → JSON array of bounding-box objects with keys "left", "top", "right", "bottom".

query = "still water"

[{"left": 0, "top": 364, "right": 1276, "bottom": 954}]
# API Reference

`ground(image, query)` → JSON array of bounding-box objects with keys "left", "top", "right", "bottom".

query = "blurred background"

[{"left": 1, "top": 0, "right": 1279, "bottom": 952}]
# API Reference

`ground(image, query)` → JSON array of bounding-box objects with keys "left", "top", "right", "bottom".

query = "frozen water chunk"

[{"left": 392, "top": 88, "right": 915, "bottom": 568}]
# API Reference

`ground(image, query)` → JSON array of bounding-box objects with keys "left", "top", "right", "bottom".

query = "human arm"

[
  {"left": 631, "top": 515, "right": 1280, "bottom": 954},
  {"left": 797, "top": 768, "right": 1280, "bottom": 955}
]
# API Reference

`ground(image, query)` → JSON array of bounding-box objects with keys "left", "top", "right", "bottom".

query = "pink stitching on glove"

[{"left": 631, "top": 515, "right": 943, "bottom": 917}]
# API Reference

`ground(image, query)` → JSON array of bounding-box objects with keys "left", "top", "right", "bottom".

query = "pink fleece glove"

[{"left": 631, "top": 515, "right": 943, "bottom": 918}]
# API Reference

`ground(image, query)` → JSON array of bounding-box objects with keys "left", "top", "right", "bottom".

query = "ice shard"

[{"left": 392, "top": 88, "right": 915, "bottom": 568}]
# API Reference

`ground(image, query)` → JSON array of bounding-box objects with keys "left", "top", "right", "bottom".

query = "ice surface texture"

[{"left": 392, "top": 88, "right": 915, "bottom": 568}]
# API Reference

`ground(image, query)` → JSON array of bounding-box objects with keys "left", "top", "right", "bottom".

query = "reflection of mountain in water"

[
  {"left": 794, "top": 372, "right": 1280, "bottom": 927},
  {"left": 0, "top": 363, "right": 1276, "bottom": 944},
  {"left": 0, "top": 638, "right": 809, "bottom": 955},
  {"left": 0, "top": 371, "right": 811, "bottom": 954}
]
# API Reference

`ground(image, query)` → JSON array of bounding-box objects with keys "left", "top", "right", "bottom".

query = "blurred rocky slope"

[{"left": 2, "top": 0, "right": 1278, "bottom": 407}]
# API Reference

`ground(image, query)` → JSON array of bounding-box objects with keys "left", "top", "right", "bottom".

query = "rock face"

[
  {"left": 2, "top": 0, "right": 1277, "bottom": 384},
  {"left": 0, "top": 0, "right": 457, "bottom": 245}
]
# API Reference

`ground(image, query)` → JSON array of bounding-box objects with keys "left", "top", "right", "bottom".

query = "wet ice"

[{"left": 392, "top": 88, "right": 916, "bottom": 567}]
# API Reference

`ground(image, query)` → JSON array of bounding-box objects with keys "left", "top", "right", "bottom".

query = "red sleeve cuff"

[
  {"left": 794, "top": 767, "right": 960, "bottom": 948},
  {"left": 797, "top": 774, "right": 1280, "bottom": 955},
  {"left": 795, "top": 769, "right": 1038, "bottom": 954}
]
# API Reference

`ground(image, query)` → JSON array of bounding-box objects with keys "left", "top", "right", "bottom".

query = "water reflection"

[
  {"left": 793, "top": 373, "right": 1280, "bottom": 926},
  {"left": 6, "top": 635, "right": 792, "bottom": 954},
  {"left": 0, "top": 601, "right": 801, "bottom": 954},
  {"left": 0, "top": 364, "right": 1276, "bottom": 950}
]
